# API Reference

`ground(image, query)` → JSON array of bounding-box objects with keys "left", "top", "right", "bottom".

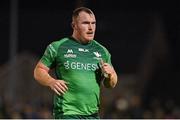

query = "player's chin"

[{"left": 86, "top": 36, "right": 94, "bottom": 41}]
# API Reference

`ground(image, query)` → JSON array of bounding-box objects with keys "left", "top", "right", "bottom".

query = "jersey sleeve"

[
  {"left": 40, "top": 42, "right": 58, "bottom": 68},
  {"left": 106, "top": 50, "right": 112, "bottom": 66},
  {"left": 106, "top": 52, "right": 112, "bottom": 65},
  {"left": 102, "top": 46, "right": 112, "bottom": 66}
]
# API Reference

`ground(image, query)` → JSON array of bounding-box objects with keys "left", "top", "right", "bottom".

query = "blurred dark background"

[{"left": 0, "top": 0, "right": 180, "bottom": 118}]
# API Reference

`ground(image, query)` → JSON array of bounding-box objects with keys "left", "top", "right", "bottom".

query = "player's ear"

[{"left": 71, "top": 22, "right": 75, "bottom": 29}]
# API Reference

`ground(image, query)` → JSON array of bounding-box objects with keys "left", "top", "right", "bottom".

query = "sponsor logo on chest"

[
  {"left": 64, "top": 49, "right": 77, "bottom": 58},
  {"left": 78, "top": 48, "right": 89, "bottom": 52}
]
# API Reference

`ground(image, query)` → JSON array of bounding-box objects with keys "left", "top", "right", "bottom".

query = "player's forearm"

[
  {"left": 34, "top": 63, "right": 55, "bottom": 87},
  {"left": 103, "top": 72, "right": 118, "bottom": 88}
]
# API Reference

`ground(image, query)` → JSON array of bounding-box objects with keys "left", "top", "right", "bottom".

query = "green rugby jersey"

[{"left": 40, "top": 37, "right": 112, "bottom": 116}]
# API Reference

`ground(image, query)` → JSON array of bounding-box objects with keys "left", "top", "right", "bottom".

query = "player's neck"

[{"left": 71, "top": 35, "right": 89, "bottom": 45}]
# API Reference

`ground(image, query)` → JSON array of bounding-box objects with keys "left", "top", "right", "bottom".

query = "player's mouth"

[
  {"left": 87, "top": 31, "right": 93, "bottom": 34},
  {"left": 87, "top": 31, "right": 94, "bottom": 36}
]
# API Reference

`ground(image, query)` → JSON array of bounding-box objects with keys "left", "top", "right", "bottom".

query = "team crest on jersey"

[
  {"left": 93, "top": 52, "right": 101, "bottom": 57},
  {"left": 93, "top": 51, "right": 102, "bottom": 60},
  {"left": 64, "top": 49, "right": 76, "bottom": 58}
]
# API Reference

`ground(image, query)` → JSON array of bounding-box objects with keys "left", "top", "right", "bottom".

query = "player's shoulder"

[
  {"left": 50, "top": 37, "right": 69, "bottom": 46},
  {"left": 46, "top": 37, "right": 70, "bottom": 51}
]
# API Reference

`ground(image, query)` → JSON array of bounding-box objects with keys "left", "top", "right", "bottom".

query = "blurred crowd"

[
  {"left": 101, "top": 94, "right": 180, "bottom": 119},
  {"left": 0, "top": 94, "right": 52, "bottom": 119},
  {"left": 1, "top": 91, "right": 180, "bottom": 119}
]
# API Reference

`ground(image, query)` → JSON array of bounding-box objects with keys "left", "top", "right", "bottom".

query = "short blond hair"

[{"left": 72, "top": 7, "right": 94, "bottom": 21}]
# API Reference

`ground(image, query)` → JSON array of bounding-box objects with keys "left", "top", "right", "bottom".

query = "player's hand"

[
  {"left": 49, "top": 79, "right": 68, "bottom": 95},
  {"left": 100, "top": 59, "right": 115, "bottom": 78}
]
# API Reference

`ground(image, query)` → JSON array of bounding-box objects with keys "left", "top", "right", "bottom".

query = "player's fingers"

[
  {"left": 55, "top": 82, "right": 66, "bottom": 92},
  {"left": 60, "top": 82, "right": 68, "bottom": 91},
  {"left": 55, "top": 84, "right": 66, "bottom": 94},
  {"left": 57, "top": 80, "right": 68, "bottom": 90},
  {"left": 101, "top": 64, "right": 109, "bottom": 72},
  {"left": 102, "top": 63, "right": 109, "bottom": 67},
  {"left": 53, "top": 87, "right": 61, "bottom": 96},
  {"left": 104, "top": 65, "right": 114, "bottom": 75}
]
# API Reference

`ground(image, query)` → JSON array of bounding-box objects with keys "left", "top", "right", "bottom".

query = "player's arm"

[
  {"left": 100, "top": 60, "right": 118, "bottom": 88},
  {"left": 34, "top": 61, "right": 68, "bottom": 95},
  {"left": 103, "top": 67, "right": 118, "bottom": 88}
]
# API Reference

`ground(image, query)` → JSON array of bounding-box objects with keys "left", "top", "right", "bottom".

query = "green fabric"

[
  {"left": 55, "top": 112, "right": 100, "bottom": 119},
  {"left": 40, "top": 37, "right": 111, "bottom": 117}
]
